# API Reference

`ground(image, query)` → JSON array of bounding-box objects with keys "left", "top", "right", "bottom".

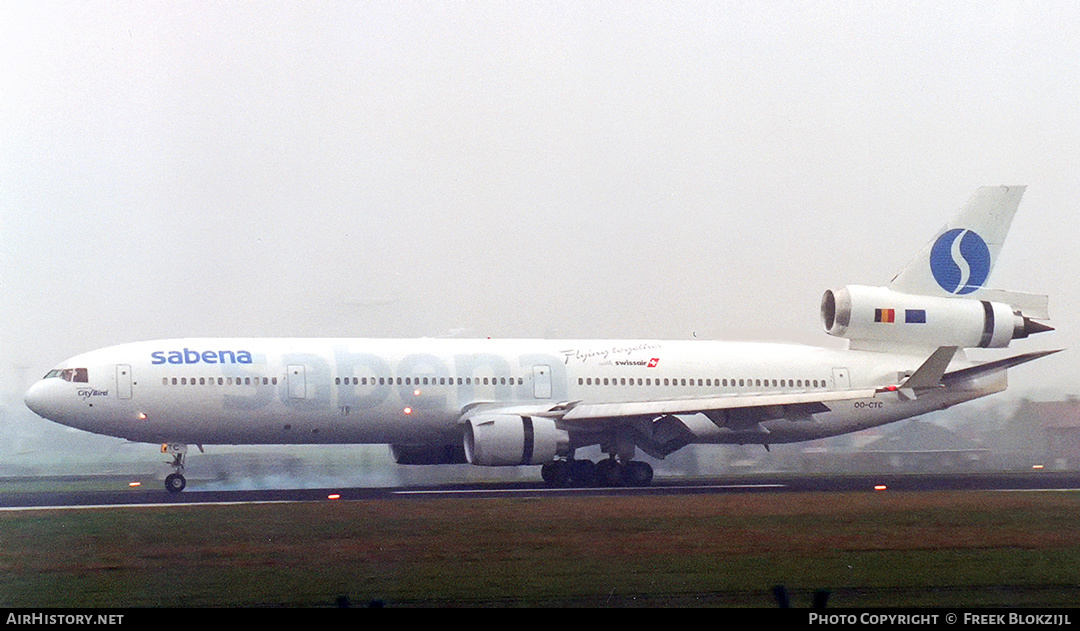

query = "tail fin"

[{"left": 888, "top": 186, "right": 1025, "bottom": 297}]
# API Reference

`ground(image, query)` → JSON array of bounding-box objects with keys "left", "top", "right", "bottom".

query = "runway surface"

[{"left": 3, "top": 472, "right": 1080, "bottom": 510}]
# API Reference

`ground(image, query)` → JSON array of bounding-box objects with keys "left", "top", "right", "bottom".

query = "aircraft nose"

[{"left": 24, "top": 380, "right": 57, "bottom": 420}]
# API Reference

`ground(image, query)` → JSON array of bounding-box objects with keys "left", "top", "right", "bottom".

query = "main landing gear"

[
  {"left": 540, "top": 457, "right": 654, "bottom": 488},
  {"left": 161, "top": 443, "right": 188, "bottom": 493}
]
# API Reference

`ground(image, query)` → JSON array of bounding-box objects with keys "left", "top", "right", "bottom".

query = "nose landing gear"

[{"left": 161, "top": 443, "right": 188, "bottom": 493}]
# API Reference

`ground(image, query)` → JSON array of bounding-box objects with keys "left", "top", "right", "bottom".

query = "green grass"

[{"left": 2, "top": 491, "right": 1080, "bottom": 607}]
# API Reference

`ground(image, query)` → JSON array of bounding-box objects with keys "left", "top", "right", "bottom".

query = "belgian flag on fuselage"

[{"left": 875, "top": 308, "right": 895, "bottom": 323}]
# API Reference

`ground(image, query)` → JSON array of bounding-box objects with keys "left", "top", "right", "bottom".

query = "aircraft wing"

[
  {"left": 460, "top": 348, "right": 1061, "bottom": 442},
  {"left": 460, "top": 388, "right": 878, "bottom": 435},
  {"left": 942, "top": 349, "right": 1063, "bottom": 385},
  {"left": 546, "top": 347, "right": 1060, "bottom": 428},
  {"left": 558, "top": 388, "right": 878, "bottom": 425}
]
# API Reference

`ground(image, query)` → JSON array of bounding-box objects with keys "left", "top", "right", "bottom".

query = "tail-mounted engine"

[{"left": 821, "top": 285, "right": 1052, "bottom": 349}]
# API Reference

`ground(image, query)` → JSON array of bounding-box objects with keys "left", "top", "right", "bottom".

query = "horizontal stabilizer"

[{"left": 978, "top": 288, "right": 1050, "bottom": 321}]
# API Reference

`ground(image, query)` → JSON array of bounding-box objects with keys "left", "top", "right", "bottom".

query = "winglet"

[
  {"left": 902, "top": 346, "right": 959, "bottom": 390},
  {"left": 876, "top": 346, "right": 958, "bottom": 398}
]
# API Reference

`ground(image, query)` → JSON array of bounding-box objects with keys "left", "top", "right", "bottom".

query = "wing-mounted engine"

[
  {"left": 463, "top": 414, "right": 570, "bottom": 466},
  {"left": 821, "top": 285, "right": 1052, "bottom": 350}
]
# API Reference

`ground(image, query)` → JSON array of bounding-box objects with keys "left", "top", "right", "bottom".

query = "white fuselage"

[{"left": 24, "top": 337, "right": 1003, "bottom": 451}]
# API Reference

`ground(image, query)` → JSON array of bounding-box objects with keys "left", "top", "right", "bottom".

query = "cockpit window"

[{"left": 46, "top": 368, "right": 89, "bottom": 383}]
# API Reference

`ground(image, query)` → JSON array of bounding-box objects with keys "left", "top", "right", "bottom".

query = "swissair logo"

[{"left": 647, "top": 358, "right": 659, "bottom": 368}]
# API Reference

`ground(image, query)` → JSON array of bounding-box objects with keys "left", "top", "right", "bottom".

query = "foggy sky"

[{"left": 2, "top": 1, "right": 1079, "bottom": 402}]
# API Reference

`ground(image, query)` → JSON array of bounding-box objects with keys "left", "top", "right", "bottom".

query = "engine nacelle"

[
  {"left": 463, "top": 414, "right": 569, "bottom": 466},
  {"left": 390, "top": 444, "right": 468, "bottom": 465},
  {"left": 821, "top": 285, "right": 1050, "bottom": 349}
]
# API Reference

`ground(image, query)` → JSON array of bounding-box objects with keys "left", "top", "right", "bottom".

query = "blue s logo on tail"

[{"left": 929, "top": 228, "right": 991, "bottom": 295}]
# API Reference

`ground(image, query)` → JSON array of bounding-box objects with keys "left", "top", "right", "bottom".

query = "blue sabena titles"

[
  {"left": 151, "top": 348, "right": 254, "bottom": 365},
  {"left": 929, "top": 228, "right": 991, "bottom": 295}
]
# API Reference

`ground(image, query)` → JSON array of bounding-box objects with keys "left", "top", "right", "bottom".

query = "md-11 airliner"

[{"left": 25, "top": 186, "right": 1058, "bottom": 491}]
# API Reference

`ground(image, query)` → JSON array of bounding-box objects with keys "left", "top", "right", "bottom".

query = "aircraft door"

[
  {"left": 533, "top": 365, "right": 552, "bottom": 399},
  {"left": 116, "top": 365, "right": 132, "bottom": 400},
  {"left": 287, "top": 365, "right": 307, "bottom": 399},
  {"left": 832, "top": 367, "right": 851, "bottom": 389}
]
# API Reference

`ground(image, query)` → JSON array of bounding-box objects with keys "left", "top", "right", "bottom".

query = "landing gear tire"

[
  {"left": 622, "top": 461, "right": 654, "bottom": 487},
  {"left": 596, "top": 458, "right": 621, "bottom": 487},
  {"left": 540, "top": 460, "right": 570, "bottom": 487},
  {"left": 165, "top": 473, "right": 187, "bottom": 493},
  {"left": 568, "top": 459, "right": 597, "bottom": 487}
]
